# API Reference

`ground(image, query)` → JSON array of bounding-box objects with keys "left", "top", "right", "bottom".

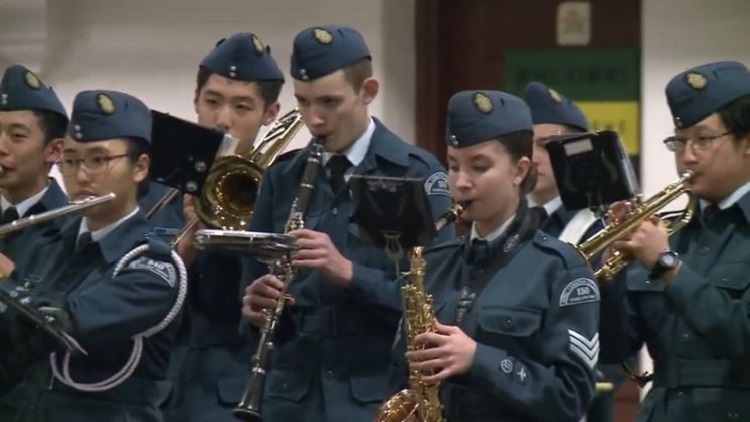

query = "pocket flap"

[
  {"left": 349, "top": 374, "right": 389, "bottom": 404},
  {"left": 216, "top": 377, "right": 246, "bottom": 405},
  {"left": 477, "top": 307, "right": 542, "bottom": 337},
  {"left": 265, "top": 370, "right": 312, "bottom": 403},
  {"left": 714, "top": 275, "right": 750, "bottom": 291}
]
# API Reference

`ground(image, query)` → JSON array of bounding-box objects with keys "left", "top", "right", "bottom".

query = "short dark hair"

[
  {"left": 195, "top": 67, "right": 283, "bottom": 107},
  {"left": 123, "top": 137, "right": 151, "bottom": 198},
  {"left": 32, "top": 110, "right": 67, "bottom": 144},
  {"left": 342, "top": 59, "right": 373, "bottom": 91},
  {"left": 717, "top": 94, "right": 750, "bottom": 142},
  {"left": 498, "top": 130, "right": 537, "bottom": 194}
]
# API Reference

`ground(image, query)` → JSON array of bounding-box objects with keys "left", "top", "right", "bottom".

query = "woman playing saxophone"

[{"left": 386, "top": 90, "right": 599, "bottom": 422}]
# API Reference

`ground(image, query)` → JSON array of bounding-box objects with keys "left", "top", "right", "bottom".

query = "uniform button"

[
  {"left": 677, "top": 390, "right": 684, "bottom": 396},
  {"left": 541, "top": 235, "right": 547, "bottom": 241},
  {"left": 502, "top": 319, "right": 514, "bottom": 330},
  {"left": 728, "top": 412, "right": 739, "bottom": 419},
  {"left": 281, "top": 382, "right": 288, "bottom": 389},
  {"left": 324, "top": 369, "right": 335, "bottom": 378},
  {"left": 23, "top": 282, "right": 32, "bottom": 289},
  {"left": 682, "top": 333, "right": 690, "bottom": 340},
  {"left": 700, "top": 246, "right": 710, "bottom": 255},
  {"left": 332, "top": 208, "right": 339, "bottom": 216}
]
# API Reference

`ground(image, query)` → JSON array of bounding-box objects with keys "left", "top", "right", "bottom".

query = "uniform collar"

[
  {"left": 77, "top": 207, "right": 146, "bottom": 263},
  {"left": 1, "top": 181, "right": 51, "bottom": 218},
  {"left": 283, "top": 117, "right": 409, "bottom": 175},
  {"left": 469, "top": 214, "right": 515, "bottom": 243},
  {"left": 322, "top": 117, "right": 375, "bottom": 168},
  {"left": 699, "top": 180, "right": 750, "bottom": 222}
]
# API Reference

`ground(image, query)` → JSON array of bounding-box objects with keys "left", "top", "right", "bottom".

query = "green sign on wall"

[{"left": 504, "top": 47, "right": 641, "bottom": 157}]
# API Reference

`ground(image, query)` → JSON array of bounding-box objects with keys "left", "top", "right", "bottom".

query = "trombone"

[
  {"left": 574, "top": 170, "right": 695, "bottom": 281},
  {"left": 146, "top": 109, "right": 304, "bottom": 247}
]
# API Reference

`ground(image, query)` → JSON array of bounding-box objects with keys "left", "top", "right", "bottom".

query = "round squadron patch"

[
  {"left": 685, "top": 72, "right": 707, "bottom": 90},
  {"left": 24, "top": 71, "right": 41, "bottom": 90},
  {"left": 472, "top": 92, "right": 493, "bottom": 114},
  {"left": 313, "top": 28, "right": 333, "bottom": 45},
  {"left": 559, "top": 277, "right": 600, "bottom": 307},
  {"left": 96, "top": 93, "right": 115, "bottom": 115}
]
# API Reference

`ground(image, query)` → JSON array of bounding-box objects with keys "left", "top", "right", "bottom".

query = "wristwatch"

[{"left": 648, "top": 250, "right": 680, "bottom": 280}]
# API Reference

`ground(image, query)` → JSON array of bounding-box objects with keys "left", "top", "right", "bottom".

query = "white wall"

[{"left": 0, "top": 0, "right": 415, "bottom": 187}]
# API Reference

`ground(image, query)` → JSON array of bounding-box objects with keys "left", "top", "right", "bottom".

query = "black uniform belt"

[
  {"left": 38, "top": 371, "right": 171, "bottom": 407},
  {"left": 654, "top": 359, "right": 750, "bottom": 389}
]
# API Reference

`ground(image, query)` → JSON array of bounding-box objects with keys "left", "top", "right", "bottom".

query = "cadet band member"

[
  {"left": 600, "top": 61, "right": 750, "bottom": 421},
  {"left": 165, "top": 32, "right": 285, "bottom": 422},
  {"left": 389, "top": 90, "right": 600, "bottom": 422},
  {"left": 0, "top": 90, "right": 185, "bottom": 422},
  {"left": 241, "top": 24, "right": 454, "bottom": 421},
  {"left": 0, "top": 64, "right": 70, "bottom": 421},
  {"left": 523, "top": 81, "right": 621, "bottom": 422}
]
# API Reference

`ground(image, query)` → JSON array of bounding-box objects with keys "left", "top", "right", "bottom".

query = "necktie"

[
  {"left": 469, "top": 239, "right": 490, "bottom": 267},
  {"left": 76, "top": 232, "right": 93, "bottom": 253},
  {"left": 531, "top": 206, "right": 548, "bottom": 224},
  {"left": 703, "top": 203, "right": 720, "bottom": 222},
  {"left": 326, "top": 155, "right": 352, "bottom": 194},
  {"left": 1, "top": 207, "right": 19, "bottom": 224}
]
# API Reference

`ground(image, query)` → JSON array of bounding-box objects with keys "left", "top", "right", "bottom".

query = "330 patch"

[{"left": 127, "top": 256, "right": 177, "bottom": 287}]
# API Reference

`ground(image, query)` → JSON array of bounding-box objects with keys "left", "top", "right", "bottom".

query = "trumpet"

[{"left": 575, "top": 170, "right": 695, "bottom": 281}]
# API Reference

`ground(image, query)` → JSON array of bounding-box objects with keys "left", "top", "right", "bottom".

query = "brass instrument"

[
  {"left": 0, "top": 193, "right": 116, "bottom": 238},
  {"left": 232, "top": 138, "right": 326, "bottom": 421},
  {"left": 149, "top": 108, "right": 304, "bottom": 246},
  {"left": 375, "top": 202, "right": 467, "bottom": 422},
  {"left": 575, "top": 170, "right": 695, "bottom": 281}
]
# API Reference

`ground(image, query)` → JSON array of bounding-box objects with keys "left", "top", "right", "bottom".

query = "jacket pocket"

[{"left": 475, "top": 306, "right": 542, "bottom": 351}]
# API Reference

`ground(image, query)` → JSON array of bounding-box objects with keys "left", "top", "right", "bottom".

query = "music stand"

[
  {"left": 0, "top": 289, "right": 85, "bottom": 355},
  {"left": 349, "top": 175, "right": 437, "bottom": 274},
  {"left": 545, "top": 130, "right": 640, "bottom": 214},
  {"left": 149, "top": 110, "right": 225, "bottom": 196}
]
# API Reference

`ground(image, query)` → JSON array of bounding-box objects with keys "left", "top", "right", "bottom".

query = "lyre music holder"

[
  {"left": 350, "top": 175, "right": 437, "bottom": 274},
  {"left": 149, "top": 110, "right": 225, "bottom": 196},
  {"left": 545, "top": 130, "right": 640, "bottom": 214}
]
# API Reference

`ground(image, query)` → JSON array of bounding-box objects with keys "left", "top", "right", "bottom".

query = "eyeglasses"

[
  {"left": 663, "top": 131, "right": 732, "bottom": 152},
  {"left": 57, "top": 154, "right": 130, "bottom": 176}
]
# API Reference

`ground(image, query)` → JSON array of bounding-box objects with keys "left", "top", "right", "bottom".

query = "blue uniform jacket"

[
  {"left": 0, "top": 211, "right": 182, "bottom": 422},
  {"left": 241, "top": 119, "right": 454, "bottom": 422},
  {"left": 388, "top": 231, "right": 599, "bottom": 422},
  {"left": 600, "top": 193, "right": 750, "bottom": 422}
]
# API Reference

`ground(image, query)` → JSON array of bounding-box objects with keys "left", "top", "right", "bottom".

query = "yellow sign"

[{"left": 577, "top": 101, "right": 640, "bottom": 155}]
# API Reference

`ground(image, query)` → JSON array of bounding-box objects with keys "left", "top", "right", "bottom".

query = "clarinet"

[{"left": 233, "top": 139, "right": 325, "bottom": 421}]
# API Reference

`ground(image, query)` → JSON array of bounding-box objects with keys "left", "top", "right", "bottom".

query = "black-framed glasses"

[
  {"left": 663, "top": 131, "right": 732, "bottom": 152},
  {"left": 57, "top": 154, "right": 130, "bottom": 176}
]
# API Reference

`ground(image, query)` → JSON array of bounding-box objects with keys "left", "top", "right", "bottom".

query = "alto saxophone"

[
  {"left": 375, "top": 202, "right": 467, "bottom": 422},
  {"left": 233, "top": 138, "right": 326, "bottom": 422}
]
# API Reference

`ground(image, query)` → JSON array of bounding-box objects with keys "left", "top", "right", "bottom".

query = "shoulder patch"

[
  {"left": 559, "top": 277, "right": 600, "bottom": 307},
  {"left": 126, "top": 256, "right": 177, "bottom": 287},
  {"left": 533, "top": 230, "right": 587, "bottom": 269},
  {"left": 424, "top": 171, "right": 451, "bottom": 198}
]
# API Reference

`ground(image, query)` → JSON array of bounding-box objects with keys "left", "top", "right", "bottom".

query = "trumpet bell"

[{"left": 194, "top": 229, "right": 298, "bottom": 262}]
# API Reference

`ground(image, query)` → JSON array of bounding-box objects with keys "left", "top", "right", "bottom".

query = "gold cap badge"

[
  {"left": 96, "top": 93, "right": 115, "bottom": 115},
  {"left": 24, "top": 71, "right": 41, "bottom": 90},
  {"left": 473, "top": 92, "right": 493, "bottom": 114},
  {"left": 685, "top": 72, "right": 707, "bottom": 90},
  {"left": 251, "top": 34, "right": 264, "bottom": 55},
  {"left": 548, "top": 88, "right": 562, "bottom": 103},
  {"left": 313, "top": 28, "right": 333, "bottom": 45}
]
